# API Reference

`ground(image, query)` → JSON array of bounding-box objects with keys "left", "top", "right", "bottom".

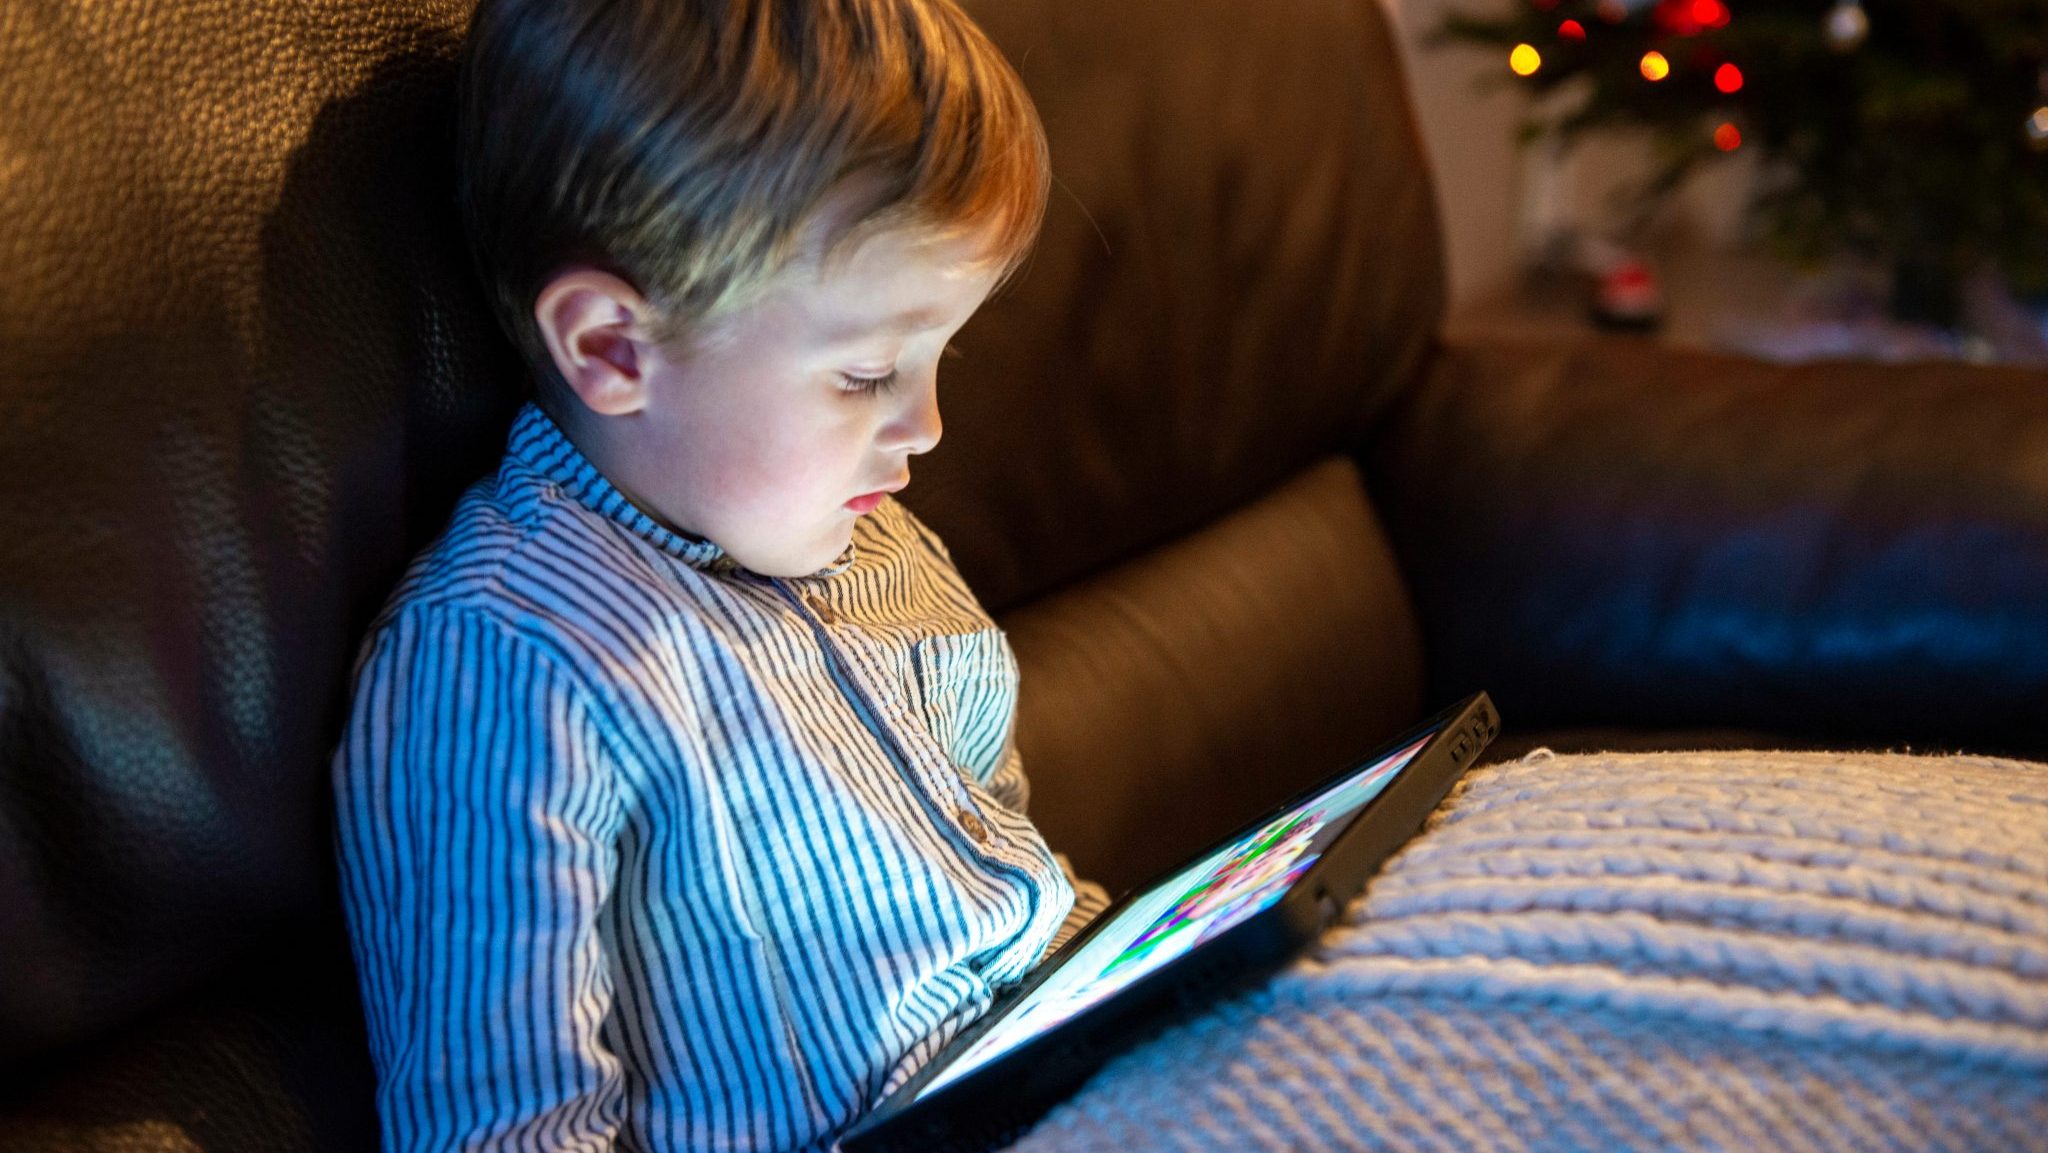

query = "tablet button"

[{"left": 958, "top": 809, "right": 990, "bottom": 845}]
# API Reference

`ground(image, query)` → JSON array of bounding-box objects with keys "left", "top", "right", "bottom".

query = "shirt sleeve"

[
  {"left": 979, "top": 735, "right": 1031, "bottom": 815},
  {"left": 333, "top": 605, "right": 627, "bottom": 1153}
]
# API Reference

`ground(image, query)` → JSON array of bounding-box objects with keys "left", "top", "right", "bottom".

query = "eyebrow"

[{"left": 824, "top": 306, "right": 950, "bottom": 342}]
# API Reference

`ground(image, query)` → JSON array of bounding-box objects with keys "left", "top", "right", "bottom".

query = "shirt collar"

[{"left": 505, "top": 402, "right": 856, "bottom": 578}]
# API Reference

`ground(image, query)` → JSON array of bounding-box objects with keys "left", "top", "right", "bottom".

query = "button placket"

[
  {"left": 903, "top": 632, "right": 1024, "bottom": 856},
  {"left": 804, "top": 592, "right": 837, "bottom": 626},
  {"left": 803, "top": 600, "right": 997, "bottom": 857},
  {"left": 957, "top": 807, "right": 990, "bottom": 846},
  {"left": 921, "top": 737, "right": 1000, "bottom": 852},
  {"left": 894, "top": 674, "right": 1001, "bottom": 853}
]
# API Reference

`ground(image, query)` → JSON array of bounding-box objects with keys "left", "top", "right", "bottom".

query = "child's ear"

[{"left": 533, "top": 267, "right": 660, "bottom": 417}]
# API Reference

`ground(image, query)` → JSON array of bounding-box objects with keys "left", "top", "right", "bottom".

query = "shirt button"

[
  {"left": 958, "top": 809, "right": 990, "bottom": 846},
  {"left": 805, "top": 593, "right": 837, "bottom": 625}
]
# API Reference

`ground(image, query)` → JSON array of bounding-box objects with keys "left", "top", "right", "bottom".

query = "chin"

[{"left": 736, "top": 532, "right": 853, "bottom": 579}]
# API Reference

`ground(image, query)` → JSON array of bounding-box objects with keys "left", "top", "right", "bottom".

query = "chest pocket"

[{"left": 907, "top": 628, "right": 1019, "bottom": 786}]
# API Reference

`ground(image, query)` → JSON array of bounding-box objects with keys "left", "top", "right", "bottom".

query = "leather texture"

[
  {"left": 906, "top": 0, "right": 1447, "bottom": 614},
  {"left": 1374, "top": 335, "right": 2048, "bottom": 758},
  {"left": 0, "top": 911, "right": 374, "bottom": 1153},
  {"left": 1004, "top": 458, "right": 1424, "bottom": 893},
  {"left": 5, "top": 0, "right": 2047, "bottom": 1144},
  {"left": 0, "top": 0, "right": 523, "bottom": 1083},
  {"left": 0, "top": 0, "right": 1442, "bottom": 1141}
]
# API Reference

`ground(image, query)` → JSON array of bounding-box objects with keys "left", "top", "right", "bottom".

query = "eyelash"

[
  {"left": 838, "top": 344, "right": 957, "bottom": 396},
  {"left": 839, "top": 370, "right": 900, "bottom": 396}
]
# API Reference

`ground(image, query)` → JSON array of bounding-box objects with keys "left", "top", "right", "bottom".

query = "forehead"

[{"left": 790, "top": 225, "right": 1006, "bottom": 341}]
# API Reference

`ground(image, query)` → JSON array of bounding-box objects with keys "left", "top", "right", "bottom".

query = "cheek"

[{"left": 700, "top": 403, "right": 864, "bottom": 512}]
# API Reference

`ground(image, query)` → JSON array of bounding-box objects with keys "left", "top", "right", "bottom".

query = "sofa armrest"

[
  {"left": 0, "top": 913, "right": 376, "bottom": 1152},
  {"left": 1367, "top": 334, "right": 2048, "bottom": 756}
]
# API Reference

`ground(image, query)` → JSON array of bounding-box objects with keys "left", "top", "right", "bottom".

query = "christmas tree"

[{"left": 1436, "top": 0, "right": 2048, "bottom": 326}]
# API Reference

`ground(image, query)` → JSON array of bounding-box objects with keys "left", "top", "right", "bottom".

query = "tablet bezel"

[{"left": 839, "top": 692, "right": 1498, "bottom": 1153}]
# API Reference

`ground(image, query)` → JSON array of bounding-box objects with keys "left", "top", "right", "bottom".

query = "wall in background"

[
  {"left": 1383, "top": 0, "right": 1757, "bottom": 309},
  {"left": 1381, "top": 0, "right": 1528, "bottom": 308}
]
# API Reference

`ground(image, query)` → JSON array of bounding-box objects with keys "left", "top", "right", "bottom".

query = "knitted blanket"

[{"left": 1009, "top": 750, "right": 2048, "bottom": 1152}]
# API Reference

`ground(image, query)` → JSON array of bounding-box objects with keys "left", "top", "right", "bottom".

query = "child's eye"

[{"left": 839, "top": 370, "right": 900, "bottom": 395}]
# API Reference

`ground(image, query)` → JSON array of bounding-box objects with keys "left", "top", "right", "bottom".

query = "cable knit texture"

[{"left": 1009, "top": 750, "right": 2048, "bottom": 1152}]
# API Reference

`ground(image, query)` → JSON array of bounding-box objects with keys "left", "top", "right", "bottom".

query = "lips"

[{"left": 845, "top": 479, "right": 907, "bottom": 516}]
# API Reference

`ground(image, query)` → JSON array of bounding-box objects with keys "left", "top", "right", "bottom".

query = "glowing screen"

[{"left": 913, "top": 731, "right": 1435, "bottom": 1099}]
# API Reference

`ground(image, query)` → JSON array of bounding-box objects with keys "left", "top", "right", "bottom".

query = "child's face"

[{"left": 601, "top": 223, "right": 1005, "bottom": 577}]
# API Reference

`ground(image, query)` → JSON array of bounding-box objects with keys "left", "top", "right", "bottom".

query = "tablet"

[{"left": 840, "top": 692, "right": 1499, "bottom": 1153}]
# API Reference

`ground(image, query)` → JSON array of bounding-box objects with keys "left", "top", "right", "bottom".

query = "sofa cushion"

[
  {"left": 1002, "top": 457, "right": 1423, "bottom": 892},
  {"left": 1373, "top": 335, "right": 2048, "bottom": 759},
  {"left": 1479, "top": 727, "right": 1841, "bottom": 764},
  {"left": 1011, "top": 749, "right": 2048, "bottom": 1151}
]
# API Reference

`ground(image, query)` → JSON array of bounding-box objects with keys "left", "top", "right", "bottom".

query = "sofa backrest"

[
  {"left": 939, "top": 0, "right": 1443, "bottom": 887},
  {"left": 934, "top": 0, "right": 1447, "bottom": 613},
  {"left": 0, "top": 0, "right": 1443, "bottom": 1067},
  {"left": 0, "top": 0, "right": 524, "bottom": 1071}
]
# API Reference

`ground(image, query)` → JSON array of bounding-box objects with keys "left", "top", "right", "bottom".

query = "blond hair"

[{"left": 458, "top": 0, "right": 1049, "bottom": 405}]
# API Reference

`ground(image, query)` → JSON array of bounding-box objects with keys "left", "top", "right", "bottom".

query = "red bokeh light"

[
  {"left": 1715, "top": 63, "right": 1744, "bottom": 93},
  {"left": 1714, "top": 122, "right": 1742, "bottom": 151},
  {"left": 1692, "top": 0, "right": 1731, "bottom": 29},
  {"left": 1652, "top": 0, "right": 1701, "bottom": 35},
  {"left": 1559, "top": 19, "right": 1587, "bottom": 41}
]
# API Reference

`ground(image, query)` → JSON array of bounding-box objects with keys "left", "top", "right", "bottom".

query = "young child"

[{"left": 331, "top": 1, "right": 1108, "bottom": 1149}]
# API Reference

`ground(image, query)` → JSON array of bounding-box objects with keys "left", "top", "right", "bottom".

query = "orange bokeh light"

[
  {"left": 1641, "top": 51, "right": 1671, "bottom": 81},
  {"left": 1715, "top": 63, "right": 1744, "bottom": 93},
  {"left": 1714, "top": 122, "right": 1742, "bottom": 151}
]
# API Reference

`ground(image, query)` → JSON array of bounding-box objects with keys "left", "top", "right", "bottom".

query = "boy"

[{"left": 332, "top": 1, "right": 1108, "bottom": 1150}]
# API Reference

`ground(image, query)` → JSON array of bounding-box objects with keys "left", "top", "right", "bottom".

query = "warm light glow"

[
  {"left": 1652, "top": 0, "right": 1702, "bottom": 35},
  {"left": 1511, "top": 43, "right": 1543, "bottom": 76},
  {"left": 1692, "top": 0, "right": 1731, "bottom": 28},
  {"left": 1714, "top": 122, "right": 1742, "bottom": 151},
  {"left": 1559, "top": 19, "right": 1587, "bottom": 41},
  {"left": 1715, "top": 63, "right": 1744, "bottom": 93},
  {"left": 1641, "top": 51, "right": 1671, "bottom": 81}
]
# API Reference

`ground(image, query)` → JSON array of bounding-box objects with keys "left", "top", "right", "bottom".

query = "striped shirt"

[{"left": 333, "top": 403, "right": 1109, "bottom": 1153}]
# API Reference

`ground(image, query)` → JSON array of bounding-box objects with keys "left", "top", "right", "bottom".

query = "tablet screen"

[{"left": 912, "top": 730, "right": 1436, "bottom": 1100}]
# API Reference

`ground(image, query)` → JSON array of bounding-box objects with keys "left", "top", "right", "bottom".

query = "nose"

[{"left": 881, "top": 375, "right": 942, "bottom": 456}]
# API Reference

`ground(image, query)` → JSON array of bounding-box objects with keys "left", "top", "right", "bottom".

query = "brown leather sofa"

[{"left": 4, "top": 0, "right": 2045, "bottom": 1147}]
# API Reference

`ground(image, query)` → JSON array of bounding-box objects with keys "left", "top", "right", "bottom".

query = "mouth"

[{"left": 844, "top": 478, "right": 908, "bottom": 516}]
